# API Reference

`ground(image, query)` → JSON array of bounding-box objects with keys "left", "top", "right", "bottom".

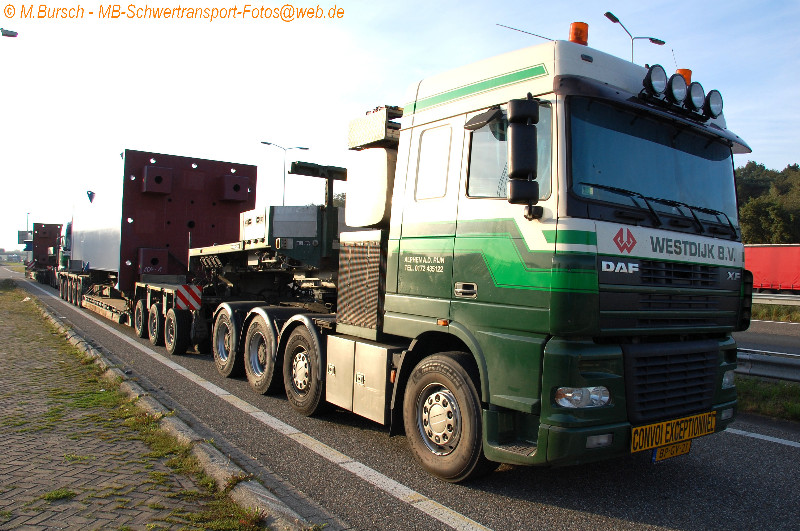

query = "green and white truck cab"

[{"left": 344, "top": 36, "right": 751, "bottom": 479}]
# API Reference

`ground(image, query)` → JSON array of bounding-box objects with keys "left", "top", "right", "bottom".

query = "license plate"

[
  {"left": 631, "top": 411, "right": 716, "bottom": 453},
  {"left": 652, "top": 440, "right": 692, "bottom": 462}
]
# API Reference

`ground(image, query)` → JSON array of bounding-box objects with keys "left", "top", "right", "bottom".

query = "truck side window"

[
  {"left": 415, "top": 126, "right": 452, "bottom": 200},
  {"left": 467, "top": 105, "right": 552, "bottom": 199}
]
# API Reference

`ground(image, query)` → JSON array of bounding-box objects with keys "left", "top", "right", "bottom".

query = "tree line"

[{"left": 736, "top": 162, "right": 800, "bottom": 244}]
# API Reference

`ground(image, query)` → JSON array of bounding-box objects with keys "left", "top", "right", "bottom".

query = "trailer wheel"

[
  {"left": 403, "top": 353, "right": 496, "bottom": 483},
  {"left": 244, "top": 316, "right": 282, "bottom": 395},
  {"left": 133, "top": 299, "right": 148, "bottom": 338},
  {"left": 283, "top": 326, "right": 326, "bottom": 416},
  {"left": 148, "top": 303, "right": 164, "bottom": 346},
  {"left": 72, "top": 279, "right": 80, "bottom": 306},
  {"left": 213, "top": 312, "right": 242, "bottom": 377},
  {"left": 165, "top": 308, "right": 191, "bottom": 356}
]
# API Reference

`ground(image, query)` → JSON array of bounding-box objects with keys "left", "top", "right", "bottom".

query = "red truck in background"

[{"left": 744, "top": 244, "right": 800, "bottom": 293}]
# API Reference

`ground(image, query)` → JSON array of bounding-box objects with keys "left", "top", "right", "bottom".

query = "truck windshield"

[{"left": 569, "top": 96, "right": 738, "bottom": 227}]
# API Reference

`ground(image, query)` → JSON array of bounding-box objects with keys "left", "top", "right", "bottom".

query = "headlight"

[
  {"left": 644, "top": 64, "right": 667, "bottom": 95},
  {"left": 667, "top": 73, "right": 687, "bottom": 104},
  {"left": 722, "top": 370, "right": 736, "bottom": 389},
  {"left": 687, "top": 82, "right": 705, "bottom": 111},
  {"left": 704, "top": 89, "right": 723, "bottom": 118},
  {"left": 555, "top": 386, "right": 611, "bottom": 408}
]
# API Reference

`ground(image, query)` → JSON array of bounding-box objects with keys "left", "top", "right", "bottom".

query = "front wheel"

[
  {"left": 282, "top": 326, "right": 326, "bottom": 416},
  {"left": 403, "top": 353, "right": 497, "bottom": 482}
]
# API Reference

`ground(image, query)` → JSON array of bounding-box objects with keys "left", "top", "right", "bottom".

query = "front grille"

[
  {"left": 640, "top": 260, "right": 717, "bottom": 288},
  {"left": 623, "top": 339, "right": 717, "bottom": 424},
  {"left": 639, "top": 294, "right": 719, "bottom": 311}
]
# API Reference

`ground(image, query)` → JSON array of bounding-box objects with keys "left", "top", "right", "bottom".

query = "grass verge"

[
  {"left": 751, "top": 304, "right": 800, "bottom": 323},
  {"left": 735, "top": 375, "right": 800, "bottom": 422}
]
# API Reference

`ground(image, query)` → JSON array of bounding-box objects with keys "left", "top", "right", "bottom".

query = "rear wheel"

[
  {"left": 165, "top": 308, "right": 191, "bottom": 356},
  {"left": 403, "top": 353, "right": 497, "bottom": 482},
  {"left": 148, "top": 303, "right": 164, "bottom": 346},
  {"left": 283, "top": 326, "right": 326, "bottom": 416},
  {"left": 244, "top": 316, "right": 282, "bottom": 394},
  {"left": 213, "top": 312, "right": 242, "bottom": 377},
  {"left": 133, "top": 299, "right": 148, "bottom": 338}
]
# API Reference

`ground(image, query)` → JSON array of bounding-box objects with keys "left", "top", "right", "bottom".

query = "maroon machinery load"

[
  {"left": 744, "top": 244, "right": 800, "bottom": 293},
  {"left": 58, "top": 149, "right": 257, "bottom": 328}
]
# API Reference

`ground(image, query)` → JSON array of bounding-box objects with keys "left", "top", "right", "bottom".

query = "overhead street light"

[
  {"left": 260, "top": 141, "right": 309, "bottom": 206},
  {"left": 1, "top": 28, "right": 18, "bottom": 37},
  {"left": 604, "top": 12, "right": 664, "bottom": 63}
]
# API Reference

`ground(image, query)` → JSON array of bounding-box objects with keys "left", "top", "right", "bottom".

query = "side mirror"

[
  {"left": 506, "top": 97, "right": 539, "bottom": 180},
  {"left": 507, "top": 179, "right": 539, "bottom": 205},
  {"left": 506, "top": 96, "right": 542, "bottom": 220},
  {"left": 507, "top": 124, "right": 537, "bottom": 180}
]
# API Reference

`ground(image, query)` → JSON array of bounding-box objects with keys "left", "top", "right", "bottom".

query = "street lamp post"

[
  {"left": 260, "top": 141, "right": 309, "bottom": 206},
  {"left": 603, "top": 12, "right": 664, "bottom": 63}
]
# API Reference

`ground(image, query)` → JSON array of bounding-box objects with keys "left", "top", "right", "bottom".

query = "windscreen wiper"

[
  {"left": 644, "top": 196, "right": 706, "bottom": 233},
  {"left": 579, "top": 182, "right": 662, "bottom": 227},
  {"left": 649, "top": 196, "right": 738, "bottom": 237}
]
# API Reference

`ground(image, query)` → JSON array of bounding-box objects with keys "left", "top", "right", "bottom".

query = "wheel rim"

[
  {"left": 416, "top": 383, "right": 462, "bottom": 456},
  {"left": 166, "top": 316, "right": 175, "bottom": 346},
  {"left": 216, "top": 321, "right": 230, "bottom": 362},
  {"left": 291, "top": 349, "right": 310, "bottom": 393},
  {"left": 135, "top": 305, "right": 143, "bottom": 332},
  {"left": 248, "top": 331, "right": 267, "bottom": 377}
]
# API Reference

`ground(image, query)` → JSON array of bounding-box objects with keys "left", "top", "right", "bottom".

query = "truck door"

[
  {"left": 452, "top": 103, "right": 555, "bottom": 408},
  {"left": 395, "top": 117, "right": 464, "bottom": 319}
]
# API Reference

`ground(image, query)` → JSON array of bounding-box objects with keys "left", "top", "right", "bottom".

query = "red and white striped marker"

[{"left": 175, "top": 284, "right": 202, "bottom": 310}]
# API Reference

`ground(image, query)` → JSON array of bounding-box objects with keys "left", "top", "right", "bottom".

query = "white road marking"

[
  {"left": 25, "top": 280, "right": 492, "bottom": 531},
  {"left": 725, "top": 429, "right": 800, "bottom": 449}
]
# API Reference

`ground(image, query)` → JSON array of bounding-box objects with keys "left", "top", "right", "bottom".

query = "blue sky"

[{"left": 1, "top": 0, "right": 798, "bottom": 250}]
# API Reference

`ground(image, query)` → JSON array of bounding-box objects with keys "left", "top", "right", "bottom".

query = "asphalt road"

[
  {"left": 734, "top": 319, "right": 800, "bottom": 355},
  {"left": 9, "top": 269, "right": 800, "bottom": 531}
]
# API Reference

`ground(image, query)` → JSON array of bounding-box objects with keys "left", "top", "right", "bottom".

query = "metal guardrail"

[
  {"left": 752, "top": 293, "right": 800, "bottom": 306},
  {"left": 737, "top": 349, "right": 800, "bottom": 383}
]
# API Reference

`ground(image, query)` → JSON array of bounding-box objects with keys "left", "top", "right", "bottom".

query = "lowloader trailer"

[{"left": 61, "top": 24, "right": 753, "bottom": 483}]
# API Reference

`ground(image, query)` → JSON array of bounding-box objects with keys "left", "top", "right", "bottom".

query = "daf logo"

[
  {"left": 602, "top": 261, "right": 640, "bottom": 274},
  {"left": 727, "top": 271, "right": 742, "bottom": 281}
]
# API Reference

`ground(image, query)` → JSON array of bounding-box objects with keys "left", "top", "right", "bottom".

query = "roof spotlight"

[
  {"left": 667, "top": 73, "right": 687, "bottom": 104},
  {"left": 704, "top": 90, "right": 723, "bottom": 118},
  {"left": 687, "top": 82, "right": 705, "bottom": 111},
  {"left": 644, "top": 64, "right": 667, "bottom": 95}
]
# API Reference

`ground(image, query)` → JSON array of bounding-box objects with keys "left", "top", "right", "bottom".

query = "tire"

[
  {"left": 244, "top": 316, "right": 282, "bottom": 395},
  {"left": 148, "top": 303, "right": 164, "bottom": 346},
  {"left": 58, "top": 278, "right": 64, "bottom": 299},
  {"left": 165, "top": 308, "right": 191, "bottom": 356},
  {"left": 72, "top": 279, "right": 80, "bottom": 307},
  {"left": 213, "top": 312, "right": 242, "bottom": 377},
  {"left": 403, "top": 353, "right": 497, "bottom": 483},
  {"left": 283, "top": 325, "right": 327, "bottom": 416},
  {"left": 133, "top": 299, "right": 148, "bottom": 338}
]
